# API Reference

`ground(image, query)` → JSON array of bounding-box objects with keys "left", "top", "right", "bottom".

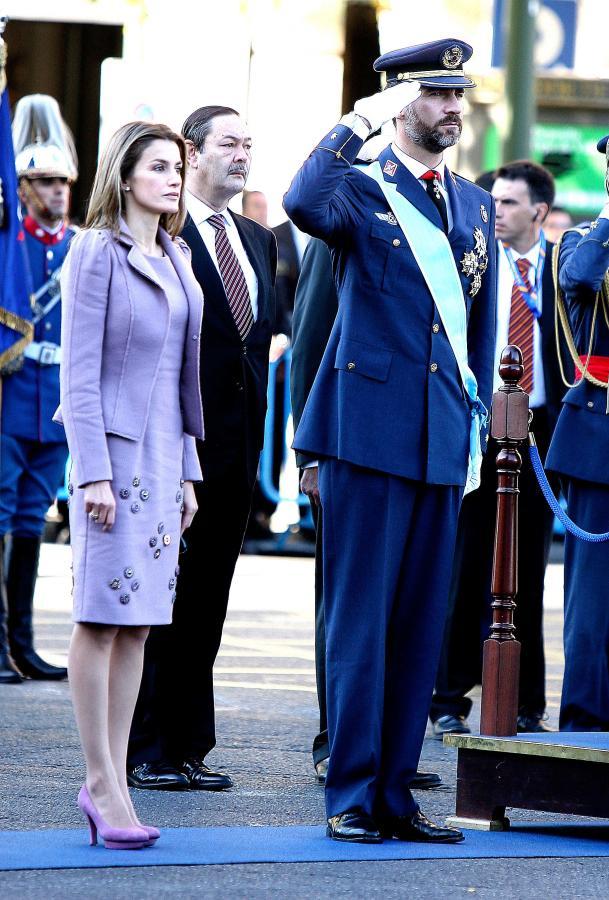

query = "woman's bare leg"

[{"left": 68, "top": 622, "right": 134, "bottom": 827}]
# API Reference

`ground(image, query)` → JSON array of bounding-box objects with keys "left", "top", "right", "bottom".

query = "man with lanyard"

[
  {"left": 284, "top": 39, "right": 496, "bottom": 843},
  {"left": 0, "top": 95, "right": 77, "bottom": 684},
  {"left": 431, "top": 160, "right": 563, "bottom": 738},
  {"left": 546, "top": 134, "right": 609, "bottom": 730}
]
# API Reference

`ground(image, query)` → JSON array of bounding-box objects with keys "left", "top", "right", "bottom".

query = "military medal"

[
  {"left": 460, "top": 226, "right": 489, "bottom": 297},
  {"left": 431, "top": 177, "right": 442, "bottom": 200}
]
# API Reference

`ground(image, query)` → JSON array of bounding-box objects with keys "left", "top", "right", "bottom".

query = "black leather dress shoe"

[
  {"left": 180, "top": 757, "right": 233, "bottom": 791},
  {"left": 410, "top": 771, "right": 442, "bottom": 789},
  {"left": 517, "top": 714, "right": 553, "bottom": 733},
  {"left": 127, "top": 762, "right": 189, "bottom": 790},
  {"left": 327, "top": 811, "right": 382, "bottom": 843},
  {"left": 0, "top": 651, "right": 23, "bottom": 684},
  {"left": 381, "top": 810, "right": 464, "bottom": 843},
  {"left": 13, "top": 650, "right": 67, "bottom": 681},
  {"left": 432, "top": 714, "right": 470, "bottom": 740},
  {"left": 314, "top": 757, "right": 328, "bottom": 783}
]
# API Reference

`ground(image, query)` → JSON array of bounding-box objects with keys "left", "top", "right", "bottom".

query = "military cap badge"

[{"left": 442, "top": 45, "right": 463, "bottom": 69}]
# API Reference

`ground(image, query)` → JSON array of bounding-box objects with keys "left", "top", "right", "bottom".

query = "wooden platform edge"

[{"left": 443, "top": 733, "right": 609, "bottom": 763}]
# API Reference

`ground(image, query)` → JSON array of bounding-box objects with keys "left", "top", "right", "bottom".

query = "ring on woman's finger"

[{"left": 89, "top": 511, "right": 100, "bottom": 521}]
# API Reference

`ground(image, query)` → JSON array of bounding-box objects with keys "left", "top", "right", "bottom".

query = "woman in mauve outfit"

[{"left": 56, "top": 121, "right": 204, "bottom": 849}]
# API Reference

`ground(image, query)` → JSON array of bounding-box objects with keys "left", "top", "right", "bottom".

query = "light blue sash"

[{"left": 360, "top": 161, "right": 487, "bottom": 494}]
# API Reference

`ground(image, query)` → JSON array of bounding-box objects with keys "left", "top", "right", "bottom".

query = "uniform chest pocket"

[
  {"left": 369, "top": 218, "right": 405, "bottom": 247},
  {"left": 335, "top": 338, "right": 394, "bottom": 382}
]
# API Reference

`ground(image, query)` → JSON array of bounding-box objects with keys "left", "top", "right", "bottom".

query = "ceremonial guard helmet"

[{"left": 12, "top": 94, "right": 78, "bottom": 182}]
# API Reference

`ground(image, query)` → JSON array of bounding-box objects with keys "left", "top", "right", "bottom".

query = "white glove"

[{"left": 353, "top": 81, "right": 421, "bottom": 132}]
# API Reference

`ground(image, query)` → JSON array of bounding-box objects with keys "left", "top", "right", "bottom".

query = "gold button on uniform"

[
  {"left": 347, "top": 362, "right": 356, "bottom": 371},
  {"left": 430, "top": 362, "right": 438, "bottom": 373},
  {"left": 432, "top": 323, "right": 440, "bottom": 334},
  {"left": 392, "top": 238, "right": 401, "bottom": 247}
]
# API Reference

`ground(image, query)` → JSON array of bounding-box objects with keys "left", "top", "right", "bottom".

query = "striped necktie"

[
  {"left": 208, "top": 213, "right": 254, "bottom": 340},
  {"left": 421, "top": 169, "right": 449, "bottom": 232},
  {"left": 508, "top": 257, "right": 535, "bottom": 394}
]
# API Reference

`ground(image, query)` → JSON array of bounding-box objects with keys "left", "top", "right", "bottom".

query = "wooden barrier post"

[{"left": 479, "top": 345, "right": 530, "bottom": 737}]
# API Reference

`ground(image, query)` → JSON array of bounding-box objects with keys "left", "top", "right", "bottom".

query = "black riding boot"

[
  {"left": 7, "top": 535, "right": 67, "bottom": 680},
  {"left": 0, "top": 536, "right": 23, "bottom": 684}
]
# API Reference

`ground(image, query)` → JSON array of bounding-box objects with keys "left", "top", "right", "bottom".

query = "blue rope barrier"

[{"left": 528, "top": 441, "right": 609, "bottom": 542}]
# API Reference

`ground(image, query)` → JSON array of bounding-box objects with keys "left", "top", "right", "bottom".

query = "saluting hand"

[
  {"left": 84, "top": 481, "right": 116, "bottom": 532},
  {"left": 353, "top": 81, "right": 421, "bottom": 133},
  {"left": 181, "top": 481, "right": 198, "bottom": 535}
]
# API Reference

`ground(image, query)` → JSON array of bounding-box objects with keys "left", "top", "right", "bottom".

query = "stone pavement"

[{"left": 1, "top": 545, "right": 608, "bottom": 899}]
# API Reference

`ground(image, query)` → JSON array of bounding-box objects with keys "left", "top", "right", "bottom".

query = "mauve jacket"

[{"left": 54, "top": 221, "right": 205, "bottom": 487}]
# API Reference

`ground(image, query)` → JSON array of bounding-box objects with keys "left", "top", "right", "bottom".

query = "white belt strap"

[{"left": 23, "top": 342, "right": 62, "bottom": 366}]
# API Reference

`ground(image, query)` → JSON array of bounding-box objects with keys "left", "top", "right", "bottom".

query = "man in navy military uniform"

[
  {"left": 284, "top": 39, "right": 496, "bottom": 843},
  {"left": 546, "top": 134, "right": 609, "bottom": 731},
  {"left": 0, "top": 96, "right": 77, "bottom": 684},
  {"left": 431, "top": 160, "right": 563, "bottom": 738}
]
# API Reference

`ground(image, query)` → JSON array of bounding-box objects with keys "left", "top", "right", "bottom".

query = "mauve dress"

[{"left": 69, "top": 254, "right": 189, "bottom": 625}]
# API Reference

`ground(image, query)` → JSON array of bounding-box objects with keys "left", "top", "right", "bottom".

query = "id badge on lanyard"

[{"left": 501, "top": 232, "right": 546, "bottom": 319}]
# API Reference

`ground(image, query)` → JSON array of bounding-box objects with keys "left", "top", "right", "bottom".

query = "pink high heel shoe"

[
  {"left": 141, "top": 825, "right": 161, "bottom": 846},
  {"left": 77, "top": 785, "right": 149, "bottom": 850}
]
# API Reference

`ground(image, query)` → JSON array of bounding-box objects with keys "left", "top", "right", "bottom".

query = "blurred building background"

[{"left": 3, "top": 0, "right": 609, "bottom": 223}]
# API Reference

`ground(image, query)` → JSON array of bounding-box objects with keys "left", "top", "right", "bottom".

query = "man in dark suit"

[
  {"left": 128, "top": 105, "right": 276, "bottom": 790},
  {"left": 284, "top": 39, "right": 496, "bottom": 843},
  {"left": 431, "top": 160, "right": 562, "bottom": 738}
]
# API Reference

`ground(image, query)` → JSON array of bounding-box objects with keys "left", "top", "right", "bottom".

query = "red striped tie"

[
  {"left": 508, "top": 258, "right": 535, "bottom": 394},
  {"left": 208, "top": 213, "right": 254, "bottom": 340}
]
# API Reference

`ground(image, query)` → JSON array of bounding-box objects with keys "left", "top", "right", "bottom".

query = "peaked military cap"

[
  {"left": 374, "top": 39, "right": 475, "bottom": 89},
  {"left": 597, "top": 134, "right": 609, "bottom": 154}
]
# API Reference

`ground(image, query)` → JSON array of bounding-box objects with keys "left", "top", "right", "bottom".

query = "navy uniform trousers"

[
  {"left": 560, "top": 479, "right": 609, "bottom": 731},
  {"left": 319, "top": 458, "right": 461, "bottom": 818}
]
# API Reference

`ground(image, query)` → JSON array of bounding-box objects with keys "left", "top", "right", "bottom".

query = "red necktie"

[
  {"left": 508, "top": 258, "right": 535, "bottom": 394},
  {"left": 208, "top": 214, "right": 254, "bottom": 340},
  {"left": 421, "top": 170, "right": 449, "bottom": 232}
]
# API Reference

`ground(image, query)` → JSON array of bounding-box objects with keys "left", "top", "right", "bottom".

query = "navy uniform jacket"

[
  {"left": 546, "top": 218, "right": 609, "bottom": 485},
  {"left": 284, "top": 125, "right": 496, "bottom": 486},
  {"left": 2, "top": 218, "right": 76, "bottom": 443}
]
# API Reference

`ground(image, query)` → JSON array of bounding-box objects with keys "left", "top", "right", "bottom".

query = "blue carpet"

[{"left": 2, "top": 823, "right": 609, "bottom": 871}]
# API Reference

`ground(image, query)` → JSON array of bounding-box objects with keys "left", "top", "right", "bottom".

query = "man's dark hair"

[
  {"left": 474, "top": 170, "right": 496, "bottom": 192},
  {"left": 182, "top": 105, "right": 239, "bottom": 151},
  {"left": 495, "top": 159, "right": 555, "bottom": 208}
]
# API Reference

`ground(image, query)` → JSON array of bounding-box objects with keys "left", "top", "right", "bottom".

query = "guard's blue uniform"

[
  {"left": 546, "top": 217, "right": 609, "bottom": 731},
  {"left": 284, "top": 127, "right": 496, "bottom": 819},
  {"left": 0, "top": 216, "right": 76, "bottom": 537}
]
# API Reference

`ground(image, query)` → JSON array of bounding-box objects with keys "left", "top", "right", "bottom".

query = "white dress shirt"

[
  {"left": 390, "top": 144, "right": 454, "bottom": 232},
  {"left": 186, "top": 191, "right": 258, "bottom": 320},
  {"left": 493, "top": 239, "right": 546, "bottom": 407}
]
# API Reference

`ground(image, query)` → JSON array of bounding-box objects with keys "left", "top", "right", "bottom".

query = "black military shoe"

[
  {"left": 13, "top": 650, "right": 67, "bottom": 681},
  {"left": 314, "top": 757, "right": 329, "bottom": 783},
  {"left": 180, "top": 757, "right": 233, "bottom": 791},
  {"left": 326, "top": 811, "right": 382, "bottom": 843},
  {"left": 410, "top": 771, "right": 442, "bottom": 789},
  {"left": 127, "top": 762, "right": 189, "bottom": 790},
  {"left": 517, "top": 714, "right": 553, "bottom": 733},
  {"left": 381, "top": 810, "right": 464, "bottom": 843},
  {"left": 0, "top": 650, "right": 23, "bottom": 684},
  {"left": 432, "top": 714, "right": 470, "bottom": 740}
]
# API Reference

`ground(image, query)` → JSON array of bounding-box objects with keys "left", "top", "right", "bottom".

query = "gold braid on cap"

[{"left": 395, "top": 69, "right": 465, "bottom": 80}]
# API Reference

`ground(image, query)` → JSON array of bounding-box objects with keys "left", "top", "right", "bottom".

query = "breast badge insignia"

[
  {"left": 480, "top": 204, "right": 488, "bottom": 223},
  {"left": 460, "top": 226, "right": 489, "bottom": 297},
  {"left": 383, "top": 160, "right": 398, "bottom": 177},
  {"left": 375, "top": 212, "right": 398, "bottom": 225}
]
